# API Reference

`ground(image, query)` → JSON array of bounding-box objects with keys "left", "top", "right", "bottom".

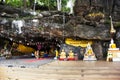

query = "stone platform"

[{"left": 107, "top": 49, "right": 120, "bottom": 61}]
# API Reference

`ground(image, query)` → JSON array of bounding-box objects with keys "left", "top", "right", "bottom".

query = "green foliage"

[
  {"left": 36, "top": 0, "right": 68, "bottom": 10},
  {"left": 62, "top": 7, "right": 70, "bottom": 12},
  {"left": 104, "top": 20, "right": 120, "bottom": 27},
  {"left": 38, "top": 26, "right": 44, "bottom": 31},
  {"left": 4, "top": 0, "right": 69, "bottom": 11},
  {"left": 104, "top": 19, "right": 110, "bottom": 24},
  {"left": 61, "top": 0, "right": 68, "bottom": 11},
  {"left": 115, "top": 22, "right": 120, "bottom": 27},
  {"left": 5, "top": 0, "right": 23, "bottom": 8}
]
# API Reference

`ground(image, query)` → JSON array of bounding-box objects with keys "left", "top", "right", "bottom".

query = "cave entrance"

[{"left": 59, "top": 38, "right": 110, "bottom": 60}]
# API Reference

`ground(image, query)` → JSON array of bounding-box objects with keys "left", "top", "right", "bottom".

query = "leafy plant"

[
  {"left": 6, "top": 0, "right": 23, "bottom": 8},
  {"left": 115, "top": 22, "right": 120, "bottom": 27},
  {"left": 104, "top": 19, "right": 110, "bottom": 24},
  {"left": 4, "top": 0, "right": 69, "bottom": 11}
]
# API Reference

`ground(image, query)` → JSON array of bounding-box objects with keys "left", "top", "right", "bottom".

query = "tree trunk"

[
  {"left": 29, "top": 0, "right": 34, "bottom": 8},
  {"left": 23, "top": 0, "right": 27, "bottom": 9}
]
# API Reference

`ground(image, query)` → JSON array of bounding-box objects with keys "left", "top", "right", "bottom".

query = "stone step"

[
  {"left": 1, "top": 77, "right": 120, "bottom": 80},
  {"left": 2, "top": 72, "right": 120, "bottom": 77},
  {"left": 1, "top": 67, "right": 120, "bottom": 75},
  {"left": 1, "top": 67, "right": 120, "bottom": 79},
  {"left": 1, "top": 70, "right": 120, "bottom": 80},
  {"left": 39, "top": 66, "right": 120, "bottom": 70},
  {"left": 1, "top": 73, "right": 120, "bottom": 80},
  {"left": 40, "top": 61, "right": 120, "bottom": 67},
  {"left": 4, "top": 68, "right": 120, "bottom": 74},
  {"left": 1, "top": 67, "right": 120, "bottom": 72}
]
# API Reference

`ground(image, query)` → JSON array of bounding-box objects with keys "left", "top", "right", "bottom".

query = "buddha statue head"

[
  {"left": 70, "top": 50, "right": 73, "bottom": 53},
  {"left": 87, "top": 43, "right": 92, "bottom": 49},
  {"left": 62, "top": 49, "right": 65, "bottom": 52}
]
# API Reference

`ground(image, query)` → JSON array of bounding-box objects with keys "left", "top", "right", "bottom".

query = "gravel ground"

[{"left": 0, "top": 56, "right": 54, "bottom": 68}]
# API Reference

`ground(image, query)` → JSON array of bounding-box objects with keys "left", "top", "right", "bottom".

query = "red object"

[
  {"left": 67, "top": 58, "right": 75, "bottom": 61},
  {"left": 59, "top": 58, "right": 67, "bottom": 61},
  {"left": 24, "top": 58, "right": 44, "bottom": 62},
  {"left": 74, "top": 54, "right": 78, "bottom": 61}
]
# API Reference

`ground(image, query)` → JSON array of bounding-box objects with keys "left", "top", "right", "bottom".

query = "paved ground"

[
  {"left": 1, "top": 60, "right": 120, "bottom": 80},
  {"left": 1, "top": 56, "right": 120, "bottom": 80},
  {"left": 0, "top": 56, "right": 54, "bottom": 68}
]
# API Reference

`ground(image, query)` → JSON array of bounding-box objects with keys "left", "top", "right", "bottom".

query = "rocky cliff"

[{"left": 1, "top": 0, "right": 120, "bottom": 43}]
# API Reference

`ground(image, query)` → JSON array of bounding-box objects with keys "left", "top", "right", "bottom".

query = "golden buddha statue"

[
  {"left": 83, "top": 43, "right": 97, "bottom": 60},
  {"left": 68, "top": 50, "right": 75, "bottom": 59},
  {"left": 59, "top": 49, "right": 66, "bottom": 60},
  {"left": 55, "top": 49, "right": 59, "bottom": 58},
  {"left": 87, "top": 48, "right": 93, "bottom": 55},
  {"left": 85, "top": 43, "right": 94, "bottom": 56},
  {"left": 109, "top": 39, "right": 116, "bottom": 48}
]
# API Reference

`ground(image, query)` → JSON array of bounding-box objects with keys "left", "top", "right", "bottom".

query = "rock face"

[
  {"left": 74, "top": 0, "right": 120, "bottom": 21},
  {"left": 0, "top": 0, "right": 120, "bottom": 42},
  {"left": 113, "top": 0, "right": 120, "bottom": 21},
  {"left": 64, "top": 21, "right": 110, "bottom": 40},
  {"left": 0, "top": 14, "right": 111, "bottom": 42},
  {"left": 92, "top": 41, "right": 103, "bottom": 60}
]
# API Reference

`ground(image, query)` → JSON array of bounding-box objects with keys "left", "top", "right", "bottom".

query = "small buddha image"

[
  {"left": 59, "top": 49, "right": 66, "bottom": 60},
  {"left": 68, "top": 50, "right": 75, "bottom": 59},
  {"left": 109, "top": 38, "right": 116, "bottom": 48},
  {"left": 54, "top": 49, "right": 59, "bottom": 60}
]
